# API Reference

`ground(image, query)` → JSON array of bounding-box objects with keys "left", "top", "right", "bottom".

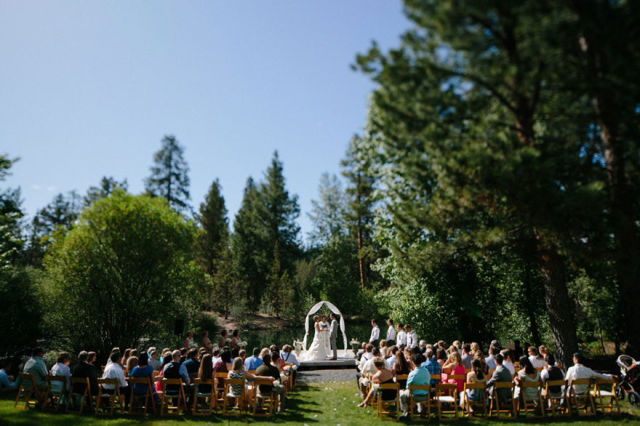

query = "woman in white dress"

[{"left": 301, "top": 315, "right": 329, "bottom": 361}]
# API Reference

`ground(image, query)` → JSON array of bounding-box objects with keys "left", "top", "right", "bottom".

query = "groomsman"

[
  {"left": 406, "top": 324, "right": 418, "bottom": 349},
  {"left": 385, "top": 318, "right": 396, "bottom": 346},
  {"left": 396, "top": 323, "right": 407, "bottom": 347},
  {"left": 369, "top": 319, "right": 380, "bottom": 347}
]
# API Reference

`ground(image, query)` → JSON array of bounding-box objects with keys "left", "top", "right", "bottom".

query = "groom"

[{"left": 329, "top": 313, "right": 338, "bottom": 360}]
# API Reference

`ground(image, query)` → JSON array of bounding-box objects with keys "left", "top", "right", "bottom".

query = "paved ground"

[{"left": 298, "top": 368, "right": 356, "bottom": 383}]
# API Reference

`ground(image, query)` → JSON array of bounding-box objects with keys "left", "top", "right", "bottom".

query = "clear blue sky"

[{"left": 0, "top": 0, "right": 409, "bottom": 241}]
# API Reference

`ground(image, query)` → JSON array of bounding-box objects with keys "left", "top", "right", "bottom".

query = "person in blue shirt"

[
  {"left": 421, "top": 348, "right": 441, "bottom": 384},
  {"left": 243, "top": 347, "right": 263, "bottom": 371},
  {"left": 0, "top": 360, "right": 16, "bottom": 391},
  {"left": 400, "top": 353, "right": 429, "bottom": 416}
]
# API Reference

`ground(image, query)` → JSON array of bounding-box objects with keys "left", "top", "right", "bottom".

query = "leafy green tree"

[
  {"left": 211, "top": 244, "right": 235, "bottom": 319},
  {"left": 41, "top": 190, "right": 203, "bottom": 356},
  {"left": 195, "top": 179, "right": 229, "bottom": 277},
  {"left": 83, "top": 176, "right": 128, "bottom": 207},
  {"left": 144, "top": 135, "right": 191, "bottom": 213}
]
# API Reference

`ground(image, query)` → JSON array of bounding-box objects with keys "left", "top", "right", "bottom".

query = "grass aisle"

[{"left": 2, "top": 382, "right": 640, "bottom": 425}]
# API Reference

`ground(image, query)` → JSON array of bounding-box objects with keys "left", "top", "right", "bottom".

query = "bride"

[{"left": 301, "top": 315, "right": 330, "bottom": 361}]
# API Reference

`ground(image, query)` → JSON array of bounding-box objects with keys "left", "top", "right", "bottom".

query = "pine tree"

[
  {"left": 211, "top": 244, "right": 235, "bottom": 319},
  {"left": 307, "top": 173, "right": 346, "bottom": 247},
  {"left": 144, "top": 135, "right": 191, "bottom": 213},
  {"left": 195, "top": 179, "right": 229, "bottom": 277},
  {"left": 84, "top": 176, "right": 128, "bottom": 207}
]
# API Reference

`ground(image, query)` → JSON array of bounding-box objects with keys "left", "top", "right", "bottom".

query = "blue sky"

[{"left": 0, "top": 0, "right": 409, "bottom": 241}]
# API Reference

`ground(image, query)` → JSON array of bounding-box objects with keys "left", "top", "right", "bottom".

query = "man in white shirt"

[
  {"left": 565, "top": 352, "right": 614, "bottom": 395},
  {"left": 369, "top": 319, "right": 380, "bottom": 347},
  {"left": 500, "top": 349, "right": 516, "bottom": 376},
  {"left": 528, "top": 346, "right": 547, "bottom": 369},
  {"left": 405, "top": 325, "right": 418, "bottom": 349},
  {"left": 396, "top": 323, "right": 407, "bottom": 348},
  {"left": 386, "top": 346, "right": 398, "bottom": 370},
  {"left": 386, "top": 318, "right": 396, "bottom": 346},
  {"left": 102, "top": 352, "right": 128, "bottom": 392}
]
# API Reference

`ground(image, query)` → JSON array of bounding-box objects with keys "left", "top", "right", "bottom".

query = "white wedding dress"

[{"left": 301, "top": 322, "right": 330, "bottom": 361}]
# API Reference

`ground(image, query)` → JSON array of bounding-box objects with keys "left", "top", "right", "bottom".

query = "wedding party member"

[
  {"left": 386, "top": 318, "right": 396, "bottom": 346},
  {"left": 202, "top": 331, "right": 212, "bottom": 352},
  {"left": 231, "top": 330, "right": 241, "bottom": 350},
  {"left": 369, "top": 319, "right": 380, "bottom": 347},
  {"left": 399, "top": 353, "right": 429, "bottom": 415},
  {"left": 301, "top": 316, "right": 330, "bottom": 361},
  {"left": 396, "top": 323, "right": 407, "bottom": 348},
  {"left": 329, "top": 313, "right": 339, "bottom": 360},
  {"left": 244, "top": 347, "right": 263, "bottom": 371},
  {"left": 185, "top": 331, "right": 197, "bottom": 349},
  {"left": 405, "top": 325, "right": 418, "bottom": 349},
  {"left": 357, "top": 358, "right": 396, "bottom": 408},
  {"left": 219, "top": 330, "right": 228, "bottom": 349}
]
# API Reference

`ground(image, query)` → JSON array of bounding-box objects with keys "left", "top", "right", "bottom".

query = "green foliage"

[
  {"left": 195, "top": 179, "right": 229, "bottom": 277},
  {"left": 0, "top": 266, "right": 41, "bottom": 355},
  {"left": 83, "top": 176, "right": 128, "bottom": 207},
  {"left": 40, "top": 190, "right": 204, "bottom": 356},
  {"left": 144, "top": 135, "right": 191, "bottom": 213}
]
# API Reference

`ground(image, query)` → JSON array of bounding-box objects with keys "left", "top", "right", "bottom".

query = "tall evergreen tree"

[
  {"left": 195, "top": 179, "right": 229, "bottom": 277},
  {"left": 144, "top": 135, "right": 191, "bottom": 213},
  {"left": 84, "top": 176, "right": 128, "bottom": 207},
  {"left": 307, "top": 173, "right": 346, "bottom": 247}
]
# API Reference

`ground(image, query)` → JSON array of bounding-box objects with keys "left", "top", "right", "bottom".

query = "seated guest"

[
  {"left": 280, "top": 345, "right": 299, "bottom": 367},
  {"left": 399, "top": 353, "right": 428, "bottom": 415},
  {"left": 237, "top": 349, "right": 246, "bottom": 365},
  {"left": 23, "top": 347, "right": 48, "bottom": 392},
  {"left": 528, "top": 346, "right": 546, "bottom": 369},
  {"left": 514, "top": 356, "right": 540, "bottom": 401},
  {"left": 485, "top": 346, "right": 497, "bottom": 370},
  {"left": 231, "top": 348, "right": 240, "bottom": 361},
  {"left": 462, "top": 358, "right": 487, "bottom": 410},
  {"left": 538, "top": 345, "right": 549, "bottom": 360},
  {"left": 357, "top": 347, "right": 381, "bottom": 396},
  {"left": 102, "top": 351, "right": 129, "bottom": 406},
  {"left": 50, "top": 351, "right": 71, "bottom": 393},
  {"left": 436, "top": 349, "right": 448, "bottom": 368},
  {"left": 163, "top": 350, "right": 190, "bottom": 385},
  {"left": 461, "top": 344, "right": 473, "bottom": 370},
  {"left": 197, "top": 354, "right": 214, "bottom": 394},
  {"left": 565, "top": 352, "right": 614, "bottom": 395},
  {"left": 421, "top": 348, "right": 442, "bottom": 385},
  {"left": 105, "top": 347, "right": 121, "bottom": 367},
  {"left": 386, "top": 346, "right": 398, "bottom": 370},
  {"left": 357, "top": 358, "right": 396, "bottom": 407},
  {"left": 356, "top": 342, "right": 367, "bottom": 361},
  {"left": 182, "top": 348, "right": 200, "bottom": 380},
  {"left": 272, "top": 351, "right": 284, "bottom": 371},
  {"left": 227, "top": 358, "right": 271, "bottom": 400},
  {"left": 501, "top": 349, "right": 516, "bottom": 376},
  {"left": 255, "top": 353, "right": 282, "bottom": 400},
  {"left": 244, "top": 347, "right": 263, "bottom": 371},
  {"left": 211, "top": 349, "right": 222, "bottom": 366},
  {"left": 148, "top": 349, "right": 161, "bottom": 371},
  {"left": 154, "top": 354, "right": 173, "bottom": 393},
  {"left": 393, "top": 351, "right": 410, "bottom": 389},
  {"left": 0, "top": 360, "right": 16, "bottom": 391},
  {"left": 122, "top": 349, "right": 132, "bottom": 369},
  {"left": 216, "top": 350, "right": 233, "bottom": 371},
  {"left": 541, "top": 353, "right": 564, "bottom": 398},
  {"left": 443, "top": 351, "right": 466, "bottom": 393},
  {"left": 486, "top": 353, "right": 513, "bottom": 405},
  {"left": 126, "top": 356, "right": 138, "bottom": 375},
  {"left": 72, "top": 351, "right": 98, "bottom": 396},
  {"left": 130, "top": 353, "right": 158, "bottom": 403}
]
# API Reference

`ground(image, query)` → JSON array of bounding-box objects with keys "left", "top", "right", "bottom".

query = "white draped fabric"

[{"left": 302, "top": 301, "right": 348, "bottom": 351}]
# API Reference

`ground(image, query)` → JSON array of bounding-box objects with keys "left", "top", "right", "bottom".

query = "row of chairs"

[
  {"left": 14, "top": 370, "right": 293, "bottom": 418},
  {"left": 369, "top": 374, "right": 618, "bottom": 421}
]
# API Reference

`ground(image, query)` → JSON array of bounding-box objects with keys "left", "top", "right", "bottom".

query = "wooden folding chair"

[
  {"left": 67, "top": 377, "right": 93, "bottom": 414},
  {"left": 542, "top": 379, "right": 568, "bottom": 416},
  {"left": 214, "top": 372, "right": 227, "bottom": 410},
  {"left": 14, "top": 373, "right": 45, "bottom": 409},
  {"left": 567, "top": 378, "right": 595, "bottom": 415},
  {"left": 489, "top": 382, "right": 515, "bottom": 417},
  {"left": 223, "top": 377, "right": 246, "bottom": 416},
  {"left": 408, "top": 384, "right": 431, "bottom": 422},
  {"left": 252, "top": 378, "right": 276, "bottom": 417},
  {"left": 192, "top": 378, "right": 215, "bottom": 416},
  {"left": 127, "top": 377, "right": 156, "bottom": 415},
  {"left": 160, "top": 378, "right": 186, "bottom": 416},
  {"left": 377, "top": 382, "right": 400, "bottom": 421},
  {"left": 517, "top": 380, "right": 543, "bottom": 416},
  {"left": 434, "top": 383, "right": 458, "bottom": 420},
  {"left": 44, "top": 375, "right": 67, "bottom": 412},
  {"left": 462, "top": 382, "right": 487, "bottom": 417},
  {"left": 591, "top": 378, "right": 619, "bottom": 415},
  {"left": 96, "top": 378, "right": 124, "bottom": 416},
  {"left": 283, "top": 363, "right": 296, "bottom": 389}
]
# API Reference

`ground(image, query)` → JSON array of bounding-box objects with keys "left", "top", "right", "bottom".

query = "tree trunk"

[
  {"left": 534, "top": 229, "right": 579, "bottom": 368},
  {"left": 356, "top": 173, "right": 366, "bottom": 291},
  {"left": 523, "top": 263, "right": 542, "bottom": 347}
]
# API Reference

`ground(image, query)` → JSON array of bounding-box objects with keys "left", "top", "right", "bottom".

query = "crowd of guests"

[
  {"left": 356, "top": 325, "right": 616, "bottom": 417},
  {"left": 13, "top": 336, "right": 301, "bottom": 414}
]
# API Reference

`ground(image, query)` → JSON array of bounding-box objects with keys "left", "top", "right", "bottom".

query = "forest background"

[{"left": 1, "top": 0, "right": 639, "bottom": 369}]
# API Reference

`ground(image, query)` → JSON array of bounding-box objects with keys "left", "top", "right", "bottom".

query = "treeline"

[
  {"left": 349, "top": 0, "right": 640, "bottom": 367},
  {"left": 0, "top": 135, "right": 386, "bottom": 357}
]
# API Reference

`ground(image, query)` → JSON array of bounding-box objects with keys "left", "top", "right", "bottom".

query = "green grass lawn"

[{"left": 2, "top": 382, "right": 640, "bottom": 425}]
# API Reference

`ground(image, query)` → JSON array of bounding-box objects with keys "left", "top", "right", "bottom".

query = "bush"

[{"left": 0, "top": 266, "right": 41, "bottom": 356}]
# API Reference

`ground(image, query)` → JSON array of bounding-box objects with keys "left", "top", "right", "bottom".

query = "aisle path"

[{"left": 298, "top": 368, "right": 355, "bottom": 383}]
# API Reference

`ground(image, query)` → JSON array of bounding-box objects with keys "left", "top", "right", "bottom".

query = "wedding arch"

[{"left": 302, "top": 301, "right": 348, "bottom": 352}]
